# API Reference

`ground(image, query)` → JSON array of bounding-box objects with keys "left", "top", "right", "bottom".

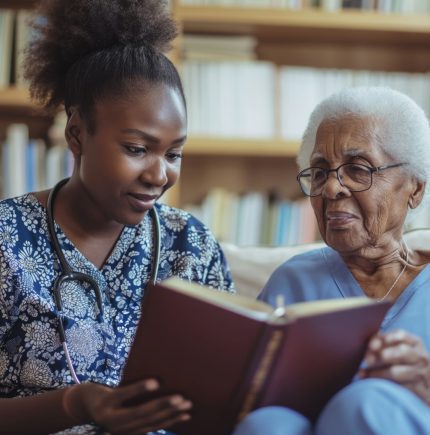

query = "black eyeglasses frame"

[{"left": 296, "top": 162, "right": 406, "bottom": 197}]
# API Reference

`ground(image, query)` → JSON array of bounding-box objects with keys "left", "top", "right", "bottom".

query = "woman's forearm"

[{"left": 0, "top": 387, "right": 83, "bottom": 435}]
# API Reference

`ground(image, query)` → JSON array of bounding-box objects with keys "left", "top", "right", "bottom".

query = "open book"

[{"left": 121, "top": 278, "right": 391, "bottom": 435}]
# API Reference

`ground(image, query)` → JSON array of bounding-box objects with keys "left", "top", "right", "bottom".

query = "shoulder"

[
  {"left": 154, "top": 203, "right": 234, "bottom": 291},
  {"left": 0, "top": 194, "right": 47, "bottom": 259},
  {"left": 276, "top": 246, "right": 335, "bottom": 271},
  {"left": 259, "top": 246, "right": 341, "bottom": 305},
  {"left": 155, "top": 202, "right": 215, "bottom": 241},
  {"left": 0, "top": 193, "right": 42, "bottom": 220}
]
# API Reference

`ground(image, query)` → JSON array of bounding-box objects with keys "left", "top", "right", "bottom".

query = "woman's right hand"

[{"left": 64, "top": 379, "right": 192, "bottom": 435}]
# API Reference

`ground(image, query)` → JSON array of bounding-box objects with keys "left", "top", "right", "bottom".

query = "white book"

[
  {"left": 219, "top": 61, "right": 238, "bottom": 137},
  {"left": 0, "top": 10, "right": 14, "bottom": 87},
  {"left": 183, "top": 35, "right": 256, "bottom": 60},
  {"left": 15, "top": 9, "right": 33, "bottom": 86},
  {"left": 45, "top": 145, "right": 66, "bottom": 188},
  {"left": 4, "top": 124, "right": 28, "bottom": 198}
]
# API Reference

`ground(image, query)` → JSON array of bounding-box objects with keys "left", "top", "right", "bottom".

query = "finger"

[
  {"left": 111, "top": 379, "right": 160, "bottom": 406},
  {"left": 112, "top": 395, "right": 192, "bottom": 434},
  {"left": 367, "top": 334, "right": 384, "bottom": 352},
  {"left": 134, "top": 414, "right": 191, "bottom": 435},
  {"left": 362, "top": 364, "right": 428, "bottom": 384},
  {"left": 378, "top": 343, "right": 429, "bottom": 367},
  {"left": 127, "top": 413, "right": 191, "bottom": 435},
  {"left": 381, "top": 329, "right": 423, "bottom": 347},
  {"left": 94, "top": 380, "right": 162, "bottom": 429}
]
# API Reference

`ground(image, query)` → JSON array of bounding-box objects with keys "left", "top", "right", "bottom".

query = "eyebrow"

[
  {"left": 310, "top": 148, "right": 369, "bottom": 164},
  {"left": 121, "top": 128, "right": 187, "bottom": 145}
]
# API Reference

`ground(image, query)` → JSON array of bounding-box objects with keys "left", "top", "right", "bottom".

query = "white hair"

[{"left": 298, "top": 86, "right": 430, "bottom": 217}]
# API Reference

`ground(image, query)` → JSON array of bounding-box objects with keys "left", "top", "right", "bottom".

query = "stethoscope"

[{"left": 47, "top": 178, "right": 161, "bottom": 383}]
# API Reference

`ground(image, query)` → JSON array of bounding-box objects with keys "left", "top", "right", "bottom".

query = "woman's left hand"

[{"left": 359, "top": 329, "right": 430, "bottom": 405}]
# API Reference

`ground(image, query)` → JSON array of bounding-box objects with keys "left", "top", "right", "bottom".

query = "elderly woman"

[{"left": 234, "top": 87, "right": 430, "bottom": 435}]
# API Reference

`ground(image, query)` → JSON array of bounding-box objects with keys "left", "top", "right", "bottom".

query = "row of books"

[
  {"left": 0, "top": 9, "right": 35, "bottom": 88},
  {"left": 179, "top": 0, "right": 430, "bottom": 13},
  {"left": 0, "top": 124, "right": 73, "bottom": 200},
  {"left": 182, "top": 59, "right": 430, "bottom": 141},
  {"left": 184, "top": 186, "right": 430, "bottom": 247},
  {"left": 184, "top": 188, "right": 320, "bottom": 246}
]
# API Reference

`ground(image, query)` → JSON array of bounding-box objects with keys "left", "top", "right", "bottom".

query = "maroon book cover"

[{"left": 121, "top": 279, "right": 390, "bottom": 435}]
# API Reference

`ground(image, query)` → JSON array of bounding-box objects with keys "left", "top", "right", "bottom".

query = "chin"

[
  {"left": 324, "top": 231, "right": 361, "bottom": 253},
  {"left": 117, "top": 211, "right": 149, "bottom": 227}
]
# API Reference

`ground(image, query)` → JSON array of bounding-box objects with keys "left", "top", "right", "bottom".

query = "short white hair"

[{"left": 298, "top": 86, "right": 430, "bottom": 215}]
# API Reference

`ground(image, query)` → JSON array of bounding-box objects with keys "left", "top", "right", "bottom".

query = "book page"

[
  {"left": 162, "top": 277, "right": 273, "bottom": 320},
  {"left": 285, "top": 296, "right": 380, "bottom": 319}
]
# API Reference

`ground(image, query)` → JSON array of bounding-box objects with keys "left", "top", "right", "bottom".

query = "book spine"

[{"left": 236, "top": 328, "right": 284, "bottom": 422}]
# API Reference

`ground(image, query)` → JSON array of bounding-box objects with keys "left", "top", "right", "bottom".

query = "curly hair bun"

[{"left": 24, "top": 0, "right": 179, "bottom": 111}]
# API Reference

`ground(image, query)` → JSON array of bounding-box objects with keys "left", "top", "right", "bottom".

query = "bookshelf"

[
  {"left": 1, "top": 0, "right": 430, "bottom": 242},
  {"left": 0, "top": 0, "right": 50, "bottom": 140},
  {"left": 170, "top": 2, "right": 430, "bottom": 213}
]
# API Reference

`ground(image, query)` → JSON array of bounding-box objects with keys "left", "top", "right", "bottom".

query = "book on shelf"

[
  {"left": 182, "top": 35, "right": 256, "bottom": 61},
  {"left": 14, "top": 9, "right": 34, "bottom": 86},
  {"left": 2, "top": 123, "right": 28, "bottom": 198},
  {"left": 182, "top": 58, "right": 430, "bottom": 141},
  {"left": 182, "top": 60, "right": 276, "bottom": 138},
  {"left": 0, "top": 123, "right": 73, "bottom": 199},
  {"left": 185, "top": 188, "right": 319, "bottom": 246},
  {"left": 178, "top": 0, "right": 430, "bottom": 12},
  {"left": 0, "top": 9, "right": 14, "bottom": 88},
  {"left": 121, "top": 277, "right": 391, "bottom": 435}
]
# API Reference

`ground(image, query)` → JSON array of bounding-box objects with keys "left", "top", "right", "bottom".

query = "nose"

[
  {"left": 321, "top": 170, "right": 350, "bottom": 199},
  {"left": 140, "top": 155, "right": 168, "bottom": 187}
]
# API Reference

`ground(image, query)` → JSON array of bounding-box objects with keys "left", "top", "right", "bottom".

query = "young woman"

[{"left": 0, "top": 1, "right": 233, "bottom": 433}]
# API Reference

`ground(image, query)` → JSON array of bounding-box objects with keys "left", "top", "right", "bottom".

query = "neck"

[
  {"left": 54, "top": 177, "right": 124, "bottom": 240},
  {"left": 341, "top": 243, "right": 404, "bottom": 275},
  {"left": 340, "top": 241, "right": 409, "bottom": 300}
]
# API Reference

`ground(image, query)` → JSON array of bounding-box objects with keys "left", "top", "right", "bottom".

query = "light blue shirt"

[{"left": 259, "top": 247, "right": 430, "bottom": 353}]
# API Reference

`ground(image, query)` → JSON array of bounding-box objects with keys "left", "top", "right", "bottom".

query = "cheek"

[
  {"left": 166, "top": 163, "right": 181, "bottom": 186},
  {"left": 310, "top": 198, "right": 325, "bottom": 232}
]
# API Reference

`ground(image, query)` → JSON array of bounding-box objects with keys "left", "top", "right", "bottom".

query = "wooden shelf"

[
  {"left": 176, "top": 6, "right": 430, "bottom": 45},
  {"left": 0, "top": 0, "right": 37, "bottom": 9},
  {"left": 0, "top": 87, "right": 34, "bottom": 108},
  {"left": 0, "top": 87, "right": 52, "bottom": 140},
  {"left": 184, "top": 136, "right": 299, "bottom": 157}
]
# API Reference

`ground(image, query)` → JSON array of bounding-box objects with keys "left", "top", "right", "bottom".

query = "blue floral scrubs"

[{"left": 0, "top": 194, "right": 234, "bottom": 434}]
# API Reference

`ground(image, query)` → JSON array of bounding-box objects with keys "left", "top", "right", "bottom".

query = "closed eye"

[
  {"left": 166, "top": 152, "right": 183, "bottom": 162},
  {"left": 124, "top": 144, "right": 147, "bottom": 156}
]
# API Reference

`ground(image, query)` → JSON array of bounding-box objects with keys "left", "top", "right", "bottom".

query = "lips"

[
  {"left": 325, "top": 211, "right": 358, "bottom": 227},
  {"left": 127, "top": 192, "right": 159, "bottom": 212},
  {"left": 326, "top": 211, "right": 358, "bottom": 220}
]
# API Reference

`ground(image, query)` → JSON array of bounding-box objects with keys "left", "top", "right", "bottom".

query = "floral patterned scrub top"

[{"left": 0, "top": 194, "right": 234, "bottom": 434}]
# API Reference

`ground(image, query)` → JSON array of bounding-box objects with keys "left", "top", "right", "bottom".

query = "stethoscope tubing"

[{"left": 46, "top": 178, "right": 161, "bottom": 384}]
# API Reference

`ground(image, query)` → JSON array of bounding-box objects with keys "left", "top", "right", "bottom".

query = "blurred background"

[{"left": 1, "top": 0, "right": 430, "bottom": 246}]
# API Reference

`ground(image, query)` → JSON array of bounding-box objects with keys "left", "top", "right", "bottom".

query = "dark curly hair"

[{"left": 24, "top": 0, "right": 185, "bottom": 130}]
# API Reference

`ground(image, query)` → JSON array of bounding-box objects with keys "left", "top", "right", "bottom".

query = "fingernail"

[
  {"left": 180, "top": 400, "right": 193, "bottom": 410},
  {"left": 365, "top": 355, "right": 375, "bottom": 365},
  {"left": 181, "top": 414, "right": 191, "bottom": 421},
  {"left": 171, "top": 395, "right": 184, "bottom": 404},
  {"left": 144, "top": 379, "right": 159, "bottom": 390}
]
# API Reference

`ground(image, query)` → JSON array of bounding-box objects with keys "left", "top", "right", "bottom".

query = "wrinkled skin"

[{"left": 309, "top": 115, "right": 429, "bottom": 404}]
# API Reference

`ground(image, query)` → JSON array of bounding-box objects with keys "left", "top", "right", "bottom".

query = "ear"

[
  {"left": 65, "top": 108, "right": 84, "bottom": 157},
  {"left": 408, "top": 179, "right": 426, "bottom": 209}
]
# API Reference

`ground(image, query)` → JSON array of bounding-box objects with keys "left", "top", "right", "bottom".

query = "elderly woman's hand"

[{"left": 359, "top": 329, "right": 430, "bottom": 405}]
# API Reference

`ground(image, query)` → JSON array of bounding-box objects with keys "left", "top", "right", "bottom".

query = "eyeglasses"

[{"left": 296, "top": 162, "right": 406, "bottom": 197}]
